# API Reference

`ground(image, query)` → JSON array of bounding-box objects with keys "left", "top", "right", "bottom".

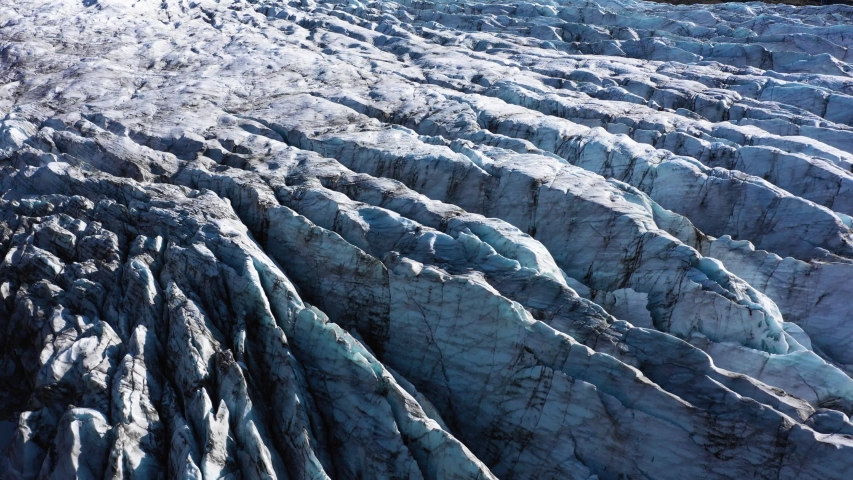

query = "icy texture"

[{"left": 2, "top": 0, "right": 853, "bottom": 478}]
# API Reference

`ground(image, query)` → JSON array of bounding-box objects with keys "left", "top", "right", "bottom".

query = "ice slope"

[{"left": 2, "top": 0, "right": 853, "bottom": 478}]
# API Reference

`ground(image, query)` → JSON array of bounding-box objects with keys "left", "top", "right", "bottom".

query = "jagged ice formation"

[{"left": 2, "top": 0, "right": 853, "bottom": 478}]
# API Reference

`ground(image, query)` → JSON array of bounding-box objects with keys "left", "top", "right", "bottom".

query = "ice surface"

[{"left": 2, "top": 0, "right": 853, "bottom": 478}]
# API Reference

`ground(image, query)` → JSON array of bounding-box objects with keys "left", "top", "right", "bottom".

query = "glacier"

[{"left": 2, "top": 0, "right": 853, "bottom": 478}]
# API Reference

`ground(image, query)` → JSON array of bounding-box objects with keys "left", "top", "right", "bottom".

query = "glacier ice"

[{"left": 2, "top": 0, "right": 853, "bottom": 478}]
